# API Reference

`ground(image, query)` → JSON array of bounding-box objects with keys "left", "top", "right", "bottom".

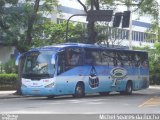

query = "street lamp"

[{"left": 65, "top": 14, "right": 86, "bottom": 42}]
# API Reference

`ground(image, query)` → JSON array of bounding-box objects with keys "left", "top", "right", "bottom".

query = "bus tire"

[
  {"left": 47, "top": 95, "right": 55, "bottom": 99},
  {"left": 99, "top": 92, "right": 109, "bottom": 96},
  {"left": 120, "top": 81, "right": 133, "bottom": 95},
  {"left": 73, "top": 83, "right": 85, "bottom": 98},
  {"left": 125, "top": 81, "right": 133, "bottom": 95}
]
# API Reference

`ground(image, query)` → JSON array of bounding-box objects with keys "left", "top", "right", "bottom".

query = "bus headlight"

[{"left": 45, "top": 83, "right": 54, "bottom": 88}]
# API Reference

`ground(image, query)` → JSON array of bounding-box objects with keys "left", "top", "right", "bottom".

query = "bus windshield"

[{"left": 22, "top": 51, "right": 55, "bottom": 80}]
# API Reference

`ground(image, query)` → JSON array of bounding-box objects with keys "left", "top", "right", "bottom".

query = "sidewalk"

[
  {"left": 0, "top": 85, "right": 159, "bottom": 99},
  {"left": 149, "top": 85, "right": 160, "bottom": 89},
  {"left": 0, "top": 90, "right": 23, "bottom": 99}
]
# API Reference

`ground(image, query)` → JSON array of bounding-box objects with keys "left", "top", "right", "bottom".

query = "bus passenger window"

[
  {"left": 91, "top": 51, "right": 101, "bottom": 65},
  {"left": 108, "top": 52, "right": 114, "bottom": 66},
  {"left": 138, "top": 53, "right": 148, "bottom": 67},
  {"left": 101, "top": 52, "right": 109, "bottom": 66},
  {"left": 113, "top": 52, "right": 118, "bottom": 66},
  {"left": 57, "top": 53, "right": 65, "bottom": 75},
  {"left": 85, "top": 49, "right": 101, "bottom": 65},
  {"left": 135, "top": 54, "right": 141, "bottom": 67},
  {"left": 70, "top": 54, "right": 80, "bottom": 66},
  {"left": 66, "top": 48, "right": 81, "bottom": 68},
  {"left": 85, "top": 49, "right": 94, "bottom": 65}
]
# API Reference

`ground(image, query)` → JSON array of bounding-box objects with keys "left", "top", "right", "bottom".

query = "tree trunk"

[
  {"left": 16, "top": 56, "right": 25, "bottom": 95},
  {"left": 26, "top": 0, "right": 40, "bottom": 45}
]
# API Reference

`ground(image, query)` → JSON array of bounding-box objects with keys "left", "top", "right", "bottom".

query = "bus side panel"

[
  {"left": 55, "top": 66, "right": 91, "bottom": 95},
  {"left": 83, "top": 65, "right": 115, "bottom": 93},
  {"left": 55, "top": 65, "right": 114, "bottom": 95},
  {"left": 54, "top": 65, "right": 149, "bottom": 95}
]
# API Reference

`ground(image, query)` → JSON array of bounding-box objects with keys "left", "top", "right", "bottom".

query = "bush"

[
  {"left": 0, "top": 74, "right": 18, "bottom": 90},
  {"left": 150, "top": 73, "right": 160, "bottom": 85},
  {"left": 2, "top": 59, "right": 18, "bottom": 74}
]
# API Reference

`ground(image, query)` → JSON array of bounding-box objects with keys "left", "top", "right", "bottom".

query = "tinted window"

[
  {"left": 66, "top": 48, "right": 81, "bottom": 66},
  {"left": 85, "top": 49, "right": 101, "bottom": 65},
  {"left": 101, "top": 50, "right": 118, "bottom": 66}
]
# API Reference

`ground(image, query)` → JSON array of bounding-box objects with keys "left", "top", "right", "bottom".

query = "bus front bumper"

[{"left": 21, "top": 87, "right": 56, "bottom": 97}]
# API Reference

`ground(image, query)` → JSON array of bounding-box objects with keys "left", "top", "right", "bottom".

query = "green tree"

[
  {"left": 0, "top": 0, "right": 18, "bottom": 28},
  {"left": 134, "top": 43, "right": 160, "bottom": 85},
  {"left": 0, "top": 0, "right": 59, "bottom": 95},
  {"left": 0, "top": 0, "right": 58, "bottom": 53},
  {"left": 33, "top": 21, "right": 87, "bottom": 46}
]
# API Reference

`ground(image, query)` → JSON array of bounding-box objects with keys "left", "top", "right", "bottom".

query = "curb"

[
  {"left": 0, "top": 91, "right": 24, "bottom": 99},
  {"left": 0, "top": 94, "right": 24, "bottom": 99}
]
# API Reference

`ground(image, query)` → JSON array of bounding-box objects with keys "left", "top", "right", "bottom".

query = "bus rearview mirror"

[
  {"left": 15, "top": 54, "right": 21, "bottom": 66},
  {"left": 51, "top": 55, "right": 56, "bottom": 64}
]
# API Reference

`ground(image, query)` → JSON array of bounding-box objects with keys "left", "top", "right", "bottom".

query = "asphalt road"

[{"left": 0, "top": 87, "right": 160, "bottom": 114}]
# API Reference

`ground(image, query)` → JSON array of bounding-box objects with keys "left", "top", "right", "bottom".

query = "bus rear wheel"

[
  {"left": 125, "top": 81, "right": 132, "bottom": 95},
  {"left": 73, "top": 83, "right": 85, "bottom": 98},
  {"left": 120, "top": 81, "right": 132, "bottom": 95}
]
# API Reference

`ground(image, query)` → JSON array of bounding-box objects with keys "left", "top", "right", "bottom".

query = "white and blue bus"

[{"left": 16, "top": 43, "right": 149, "bottom": 98}]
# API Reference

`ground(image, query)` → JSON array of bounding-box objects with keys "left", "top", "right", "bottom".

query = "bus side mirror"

[
  {"left": 15, "top": 54, "right": 21, "bottom": 66},
  {"left": 51, "top": 54, "right": 56, "bottom": 64}
]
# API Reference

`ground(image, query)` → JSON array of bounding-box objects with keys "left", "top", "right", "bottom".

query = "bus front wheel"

[
  {"left": 73, "top": 83, "right": 85, "bottom": 98},
  {"left": 47, "top": 95, "right": 55, "bottom": 99}
]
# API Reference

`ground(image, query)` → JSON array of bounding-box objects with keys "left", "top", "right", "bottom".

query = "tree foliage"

[
  {"left": 33, "top": 20, "right": 87, "bottom": 46},
  {"left": 134, "top": 43, "right": 160, "bottom": 85},
  {"left": 0, "top": 0, "right": 58, "bottom": 53}
]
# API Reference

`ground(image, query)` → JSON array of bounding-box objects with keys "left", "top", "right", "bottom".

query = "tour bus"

[{"left": 16, "top": 43, "right": 149, "bottom": 98}]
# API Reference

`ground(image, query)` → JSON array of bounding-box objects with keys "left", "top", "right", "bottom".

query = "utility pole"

[
  {"left": 66, "top": 14, "right": 86, "bottom": 42},
  {"left": 87, "top": 0, "right": 98, "bottom": 44},
  {"left": 77, "top": 0, "right": 97, "bottom": 44}
]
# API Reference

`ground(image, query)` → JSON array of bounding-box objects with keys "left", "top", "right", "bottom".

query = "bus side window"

[
  {"left": 66, "top": 48, "right": 81, "bottom": 68},
  {"left": 85, "top": 49, "right": 101, "bottom": 65},
  {"left": 121, "top": 52, "right": 129, "bottom": 66},
  {"left": 101, "top": 50, "right": 115, "bottom": 66},
  {"left": 101, "top": 51, "right": 110, "bottom": 66},
  {"left": 138, "top": 53, "right": 148, "bottom": 67},
  {"left": 117, "top": 52, "right": 124, "bottom": 67},
  {"left": 92, "top": 51, "right": 101, "bottom": 65},
  {"left": 113, "top": 52, "right": 118, "bottom": 66},
  {"left": 135, "top": 53, "right": 141, "bottom": 67},
  {"left": 125, "top": 52, "right": 132, "bottom": 66},
  {"left": 57, "top": 52, "right": 66, "bottom": 75},
  {"left": 108, "top": 51, "right": 114, "bottom": 66},
  {"left": 142, "top": 53, "right": 149, "bottom": 67},
  {"left": 85, "top": 49, "right": 94, "bottom": 65}
]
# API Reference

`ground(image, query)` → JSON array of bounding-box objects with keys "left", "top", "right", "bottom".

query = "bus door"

[
  {"left": 56, "top": 48, "right": 82, "bottom": 94},
  {"left": 64, "top": 47, "right": 83, "bottom": 93},
  {"left": 56, "top": 50, "right": 69, "bottom": 94}
]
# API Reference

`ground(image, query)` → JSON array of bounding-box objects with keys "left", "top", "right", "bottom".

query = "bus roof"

[{"left": 30, "top": 43, "right": 147, "bottom": 53}]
